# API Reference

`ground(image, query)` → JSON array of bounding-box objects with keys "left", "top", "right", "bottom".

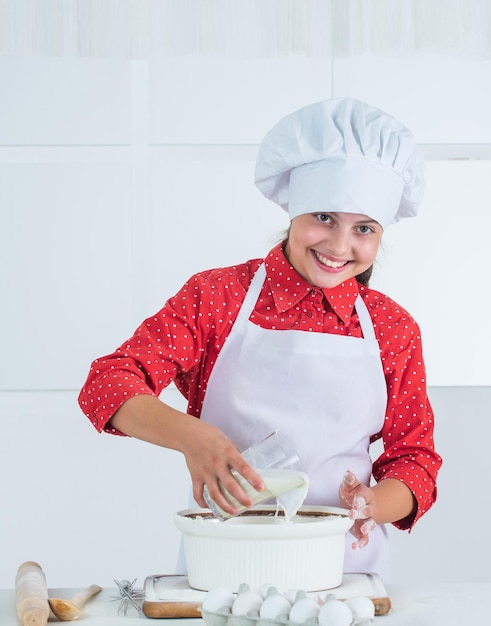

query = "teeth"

[{"left": 314, "top": 251, "right": 347, "bottom": 268}]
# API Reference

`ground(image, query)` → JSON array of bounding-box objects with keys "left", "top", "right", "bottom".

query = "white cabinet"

[
  {"left": 0, "top": 59, "right": 131, "bottom": 145},
  {"left": 333, "top": 55, "right": 491, "bottom": 144},
  {"left": 0, "top": 162, "right": 136, "bottom": 390},
  {"left": 149, "top": 57, "right": 333, "bottom": 144},
  {"left": 370, "top": 160, "right": 491, "bottom": 386},
  {"left": 146, "top": 154, "right": 288, "bottom": 311}
]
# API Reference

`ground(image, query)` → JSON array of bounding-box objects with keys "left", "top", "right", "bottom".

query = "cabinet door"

[
  {"left": 370, "top": 160, "right": 491, "bottom": 386},
  {"left": 149, "top": 57, "right": 333, "bottom": 144},
  {"left": 333, "top": 55, "right": 491, "bottom": 143},
  {"left": 0, "top": 58, "right": 131, "bottom": 145},
  {"left": 0, "top": 163, "right": 136, "bottom": 390}
]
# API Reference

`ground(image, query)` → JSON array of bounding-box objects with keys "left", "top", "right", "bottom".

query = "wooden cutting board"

[{"left": 142, "top": 573, "right": 391, "bottom": 619}]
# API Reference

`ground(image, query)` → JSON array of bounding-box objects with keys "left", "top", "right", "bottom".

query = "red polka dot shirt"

[{"left": 79, "top": 243, "right": 441, "bottom": 531}]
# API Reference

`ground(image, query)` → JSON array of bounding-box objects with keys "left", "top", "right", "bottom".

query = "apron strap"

[
  {"left": 236, "top": 263, "right": 266, "bottom": 322},
  {"left": 354, "top": 294, "right": 376, "bottom": 340}
]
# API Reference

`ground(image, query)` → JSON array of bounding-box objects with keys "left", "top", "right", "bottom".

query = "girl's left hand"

[{"left": 338, "top": 469, "right": 377, "bottom": 550}]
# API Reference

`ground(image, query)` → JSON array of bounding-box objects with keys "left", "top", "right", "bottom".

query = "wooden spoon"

[{"left": 48, "top": 584, "right": 102, "bottom": 621}]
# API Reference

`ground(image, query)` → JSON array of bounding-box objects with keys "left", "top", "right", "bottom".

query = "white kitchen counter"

[{"left": 1, "top": 584, "right": 489, "bottom": 626}]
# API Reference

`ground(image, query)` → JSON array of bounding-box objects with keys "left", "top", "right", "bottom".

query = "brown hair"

[{"left": 354, "top": 266, "right": 372, "bottom": 287}]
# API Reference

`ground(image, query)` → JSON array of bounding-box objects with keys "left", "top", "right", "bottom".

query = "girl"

[{"left": 79, "top": 98, "right": 441, "bottom": 579}]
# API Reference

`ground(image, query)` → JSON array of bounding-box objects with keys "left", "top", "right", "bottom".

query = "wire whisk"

[{"left": 111, "top": 578, "right": 145, "bottom": 615}]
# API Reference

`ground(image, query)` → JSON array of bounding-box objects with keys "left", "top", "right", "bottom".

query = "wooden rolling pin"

[{"left": 15, "top": 561, "right": 50, "bottom": 626}]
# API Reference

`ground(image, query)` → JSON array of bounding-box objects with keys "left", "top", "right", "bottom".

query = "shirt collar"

[{"left": 264, "top": 243, "right": 360, "bottom": 325}]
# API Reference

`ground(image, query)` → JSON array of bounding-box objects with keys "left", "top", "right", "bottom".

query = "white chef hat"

[{"left": 254, "top": 98, "right": 425, "bottom": 229}]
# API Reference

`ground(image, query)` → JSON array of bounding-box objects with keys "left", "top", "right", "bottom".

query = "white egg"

[
  {"left": 285, "top": 589, "right": 305, "bottom": 605},
  {"left": 289, "top": 597, "right": 320, "bottom": 624},
  {"left": 201, "top": 587, "right": 235, "bottom": 613},
  {"left": 321, "top": 593, "right": 337, "bottom": 604},
  {"left": 345, "top": 596, "right": 375, "bottom": 623},
  {"left": 231, "top": 590, "right": 264, "bottom": 615},
  {"left": 259, "top": 593, "right": 292, "bottom": 619},
  {"left": 318, "top": 599, "right": 353, "bottom": 626},
  {"left": 257, "top": 583, "right": 277, "bottom": 599}
]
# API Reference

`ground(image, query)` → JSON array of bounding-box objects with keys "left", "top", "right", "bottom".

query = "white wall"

[
  {"left": 2, "top": 385, "right": 490, "bottom": 589},
  {"left": 1, "top": 52, "right": 490, "bottom": 589},
  {"left": 0, "top": 388, "right": 190, "bottom": 589}
]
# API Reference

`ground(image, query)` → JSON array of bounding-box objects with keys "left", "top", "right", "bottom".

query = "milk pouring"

[{"left": 203, "top": 431, "right": 309, "bottom": 521}]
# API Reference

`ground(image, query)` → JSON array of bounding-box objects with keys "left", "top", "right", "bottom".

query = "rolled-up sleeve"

[{"left": 78, "top": 272, "right": 216, "bottom": 433}]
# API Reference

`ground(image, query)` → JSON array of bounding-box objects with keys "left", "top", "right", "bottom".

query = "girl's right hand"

[
  {"left": 182, "top": 421, "right": 264, "bottom": 516},
  {"left": 109, "top": 395, "right": 264, "bottom": 517}
]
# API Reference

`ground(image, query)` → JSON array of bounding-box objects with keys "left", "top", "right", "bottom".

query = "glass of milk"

[{"left": 203, "top": 430, "right": 308, "bottom": 521}]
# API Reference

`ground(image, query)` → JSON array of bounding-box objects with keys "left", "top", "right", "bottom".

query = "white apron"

[{"left": 184, "top": 264, "right": 390, "bottom": 579}]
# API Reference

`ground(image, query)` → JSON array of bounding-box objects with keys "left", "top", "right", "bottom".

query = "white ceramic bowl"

[{"left": 174, "top": 505, "right": 353, "bottom": 592}]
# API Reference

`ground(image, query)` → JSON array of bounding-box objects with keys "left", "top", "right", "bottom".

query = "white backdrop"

[
  {"left": 1, "top": 56, "right": 490, "bottom": 391},
  {"left": 1, "top": 12, "right": 491, "bottom": 591}
]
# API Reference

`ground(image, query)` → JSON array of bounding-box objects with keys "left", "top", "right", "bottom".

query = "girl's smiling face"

[{"left": 284, "top": 212, "right": 383, "bottom": 289}]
